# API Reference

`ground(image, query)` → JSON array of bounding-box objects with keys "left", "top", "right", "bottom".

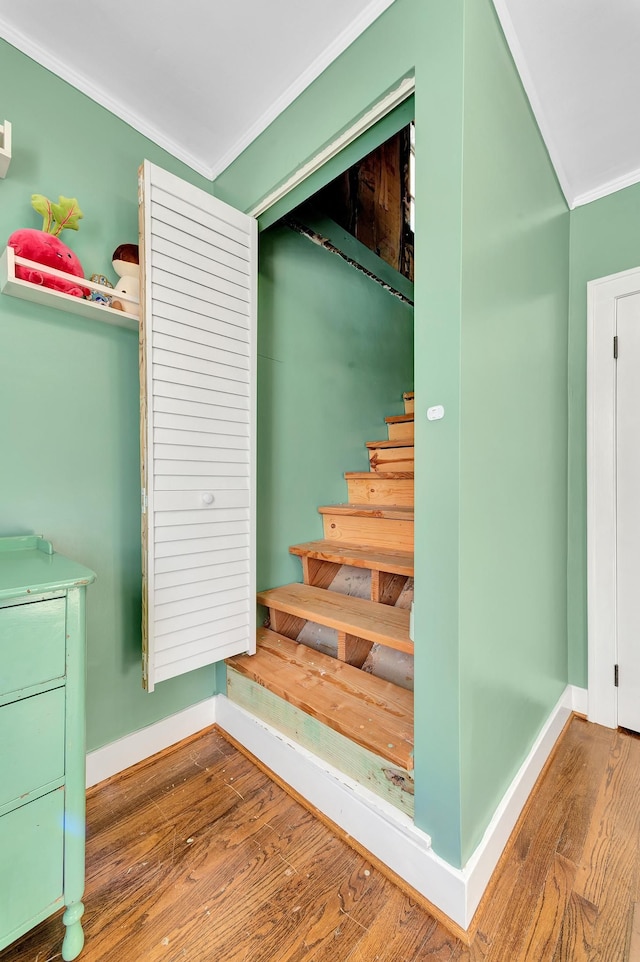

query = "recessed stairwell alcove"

[{"left": 226, "top": 127, "right": 416, "bottom": 813}]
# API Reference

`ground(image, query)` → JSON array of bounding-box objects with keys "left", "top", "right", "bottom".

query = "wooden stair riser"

[
  {"left": 387, "top": 420, "right": 414, "bottom": 442},
  {"left": 322, "top": 513, "right": 414, "bottom": 551},
  {"left": 346, "top": 476, "right": 414, "bottom": 506},
  {"left": 371, "top": 570, "right": 408, "bottom": 605},
  {"left": 368, "top": 446, "right": 414, "bottom": 473},
  {"left": 299, "top": 553, "right": 409, "bottom": 607},
  {"left": 403, "top": 392, "right": 414, "bottom": 414},
  {"left": 269, "top": 608, "right": 306, "bottom": 639},
  {"left": 338, "top": 632, "right": 374, "bottom": 668}
]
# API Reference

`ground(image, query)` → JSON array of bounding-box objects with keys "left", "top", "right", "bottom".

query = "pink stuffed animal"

[{"left": 8, "top": 228, "right": 88, "bottom": 298}]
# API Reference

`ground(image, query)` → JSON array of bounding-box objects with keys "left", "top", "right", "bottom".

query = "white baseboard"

[
  {"left": 86, "top": 697, "right": 217, "bottom": 788},
  {"left": 216, "top": 685, "right": 577, "bottom": 931},
  {"left": 568, "top": 684, "right": 588, "bottom": 716},
  {"left": 461, "top": 686, "right": 574, "bottom": 924}
]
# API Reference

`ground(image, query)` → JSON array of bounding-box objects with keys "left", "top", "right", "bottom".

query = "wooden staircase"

[{"left": 227, "top": 391, "right": 415, "bottom": 813}]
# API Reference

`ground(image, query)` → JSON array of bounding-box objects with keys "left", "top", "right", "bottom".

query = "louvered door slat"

[
  {"left": 153, "top": 234, "right": 251, "bottom": 287},
  {"left": 151, "top": 216, "right": 251, "bottom": 274},
  {"left": 140, "top": 160, "right": 256, "bottom": 690},
  {"left": 152, "top": 251, "right": 250, "bottom": 302},
  {"left": 152, "top": 302, "right": 250, "bottom": 344}
]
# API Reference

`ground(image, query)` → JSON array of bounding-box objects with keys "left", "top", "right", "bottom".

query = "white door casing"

[
  {"left": 613, "top": 290, "right": 640, "bottom": 731},
  {"left": 587, "top": 265, "right": 640, "bottom": 728},
  {"left": 139, "top": 161, "right": 257, "bottom": 691}
]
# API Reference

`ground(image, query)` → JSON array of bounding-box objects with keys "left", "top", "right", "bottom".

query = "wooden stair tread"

[
  {"left": 256, "top": 583, "right": 412, "bottom": 654},
  {"left": 290, "top": 540, "right": 414, "bottom": 576},
  {"left": 227, "top": 628, "right": 414, "bottom": 770},
  {"left": 345, "top": 471, "right": 414, "bottom": 480},
  {"left": 385, "top": 414, "right": 414, "bottom": 424},
  {"left": 366, "top": 439, "right": 414, "bottom": 449},
  {"left": 318, "top": 503, "right": 414, "bottom": 521}
]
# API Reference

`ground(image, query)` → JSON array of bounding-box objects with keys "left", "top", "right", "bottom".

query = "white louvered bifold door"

[{"left": 138, "top": 160, "right": 256, "bottom": 691}]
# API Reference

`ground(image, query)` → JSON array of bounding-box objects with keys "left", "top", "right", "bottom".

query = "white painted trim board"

[
  {"left": 248, "top": 75, "right": 415, "bottom": 218},
  {"left": 85, "top": 697, "right": 217, "bottom": 788},
  {"left": 587, "top": 266, "right": 640, "bottom": 729}
]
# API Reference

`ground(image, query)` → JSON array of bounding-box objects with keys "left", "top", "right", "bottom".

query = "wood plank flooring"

[{"left": 3, "top": 717, "right": 640, "bottom": 961}]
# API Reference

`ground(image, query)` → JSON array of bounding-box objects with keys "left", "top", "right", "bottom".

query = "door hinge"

[
  {"left": 614, "top": 664, "right": 619, "bottom": 687},
  {"left": 141, "top": 488, "right": 148, "bottom": 514},
  {"left": 614, "top": 335, "right": 618, "bottom": 359}
]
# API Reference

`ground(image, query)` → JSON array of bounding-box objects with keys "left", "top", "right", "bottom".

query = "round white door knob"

[{"left": 201, "top": 492, "right": 214, "bottom": 505}]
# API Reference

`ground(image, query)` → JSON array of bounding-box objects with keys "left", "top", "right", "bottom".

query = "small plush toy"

[
  {"left": 7, "top": 194, "right": 88, "bottom": 298},
  {"left": 111, "top": 243, "right": 139, "bottom": 316}
]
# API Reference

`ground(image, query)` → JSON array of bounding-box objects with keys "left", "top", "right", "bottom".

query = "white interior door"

[
  {"left": 139, "top": 160, "right": 257, "bottom": 691},
  {"left": 616, "top": 291, "right": 640, "bottom": 731}
]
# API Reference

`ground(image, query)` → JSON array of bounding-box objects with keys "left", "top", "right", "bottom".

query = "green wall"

[
  {"left": 2, "top": 0, "right": 578, "bottom": 868},
  {"left": 0, "top": 40, "right": 218, "bottom": 751},
  {"left": 257, "top": 225, "right": 413, "bottom": 591},
  {"left": 216, "top": 0, "right": 570, "bottom": 867},
  {"left": 458, "top": 0, "right": 569, "bottom": 860},
  {"left": 567, "top": 184, "right": 640, "bottom": 687}
]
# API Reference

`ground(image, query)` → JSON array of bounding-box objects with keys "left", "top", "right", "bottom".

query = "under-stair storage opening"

[{"left": 226, "top": 119, "right": 415, "bottom": 813}]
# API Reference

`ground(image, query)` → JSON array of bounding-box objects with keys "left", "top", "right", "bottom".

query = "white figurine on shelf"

[{"left": 111, "top": 243, "right": 140, "bottom": 316}]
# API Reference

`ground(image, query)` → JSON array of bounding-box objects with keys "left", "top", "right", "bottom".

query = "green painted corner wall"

[
  {"left": 458, "top": 0, "right": 569, "bottom": 861},
  {"left": 567, "top": 184, "right": 640, "bottom": 687},
  {"left": 215, "top": 0, "right": 574, "bottom": 867},
  {"left": 0, "top": 40, "right": 218, "bottom": 751},
  {"left": 257, "top": 225, "right": 413, "bottom": 592}
]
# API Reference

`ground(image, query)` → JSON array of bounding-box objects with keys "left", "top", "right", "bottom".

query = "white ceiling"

[
  {"left": 493, "top": 0, "right": 640, "bottom": 207},
  {"left": 0, "top": 0, "right": 395, "bottom": 180},
  {"left": 1, "top": 0, "right": 639, "bottom": 208}
]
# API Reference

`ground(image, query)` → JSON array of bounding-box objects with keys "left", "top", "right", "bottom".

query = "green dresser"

[{"left": 0, "top": 536, "right": 95, "bottom": 960}]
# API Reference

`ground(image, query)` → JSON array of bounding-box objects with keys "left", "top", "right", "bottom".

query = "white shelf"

[
  {"left": 0, "top": 246, "right": 139, "bottom": 332},
  {"left": 0, "top": 121, "right": 10, "bottom": 178}
]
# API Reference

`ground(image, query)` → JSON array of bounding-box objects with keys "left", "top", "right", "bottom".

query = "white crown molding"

[
  {"left": 491, "top": 0, "right": 574, "bottom": 209},
  {"left": 85, "top": 697, "right": 217, "bottom": 788},
  {"left": 210, "top": 0, "right": 398, "bottom": 180},
  {"left": 0, "top": 18, "right": 214, "bottom": 180},
  {"left": 572, "top": 166, "right": 640, "bottom": 209}
]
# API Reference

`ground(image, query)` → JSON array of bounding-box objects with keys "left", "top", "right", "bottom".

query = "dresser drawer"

[
  {"left": 0, "top": 789, "right": 64, "bottom": 951},
  {"left": 0, "top": 688, "right": 65, "bottom": 809},
  {"left": 0, "top": 597, "right": 66, "bottom": 697}
]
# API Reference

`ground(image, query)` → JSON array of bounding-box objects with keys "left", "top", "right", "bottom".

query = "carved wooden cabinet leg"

[{"left": 61, "top": 902, "right": 85, "bottom": 961}]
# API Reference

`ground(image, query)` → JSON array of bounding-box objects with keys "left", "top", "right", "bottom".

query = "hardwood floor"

[{"left": 3, "top": 717, "right": 640, "bottom": 961}]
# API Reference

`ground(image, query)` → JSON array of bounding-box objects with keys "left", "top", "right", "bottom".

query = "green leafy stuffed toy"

[{"left": 31, "top": 194, "right": 84, "bottom": 236}]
